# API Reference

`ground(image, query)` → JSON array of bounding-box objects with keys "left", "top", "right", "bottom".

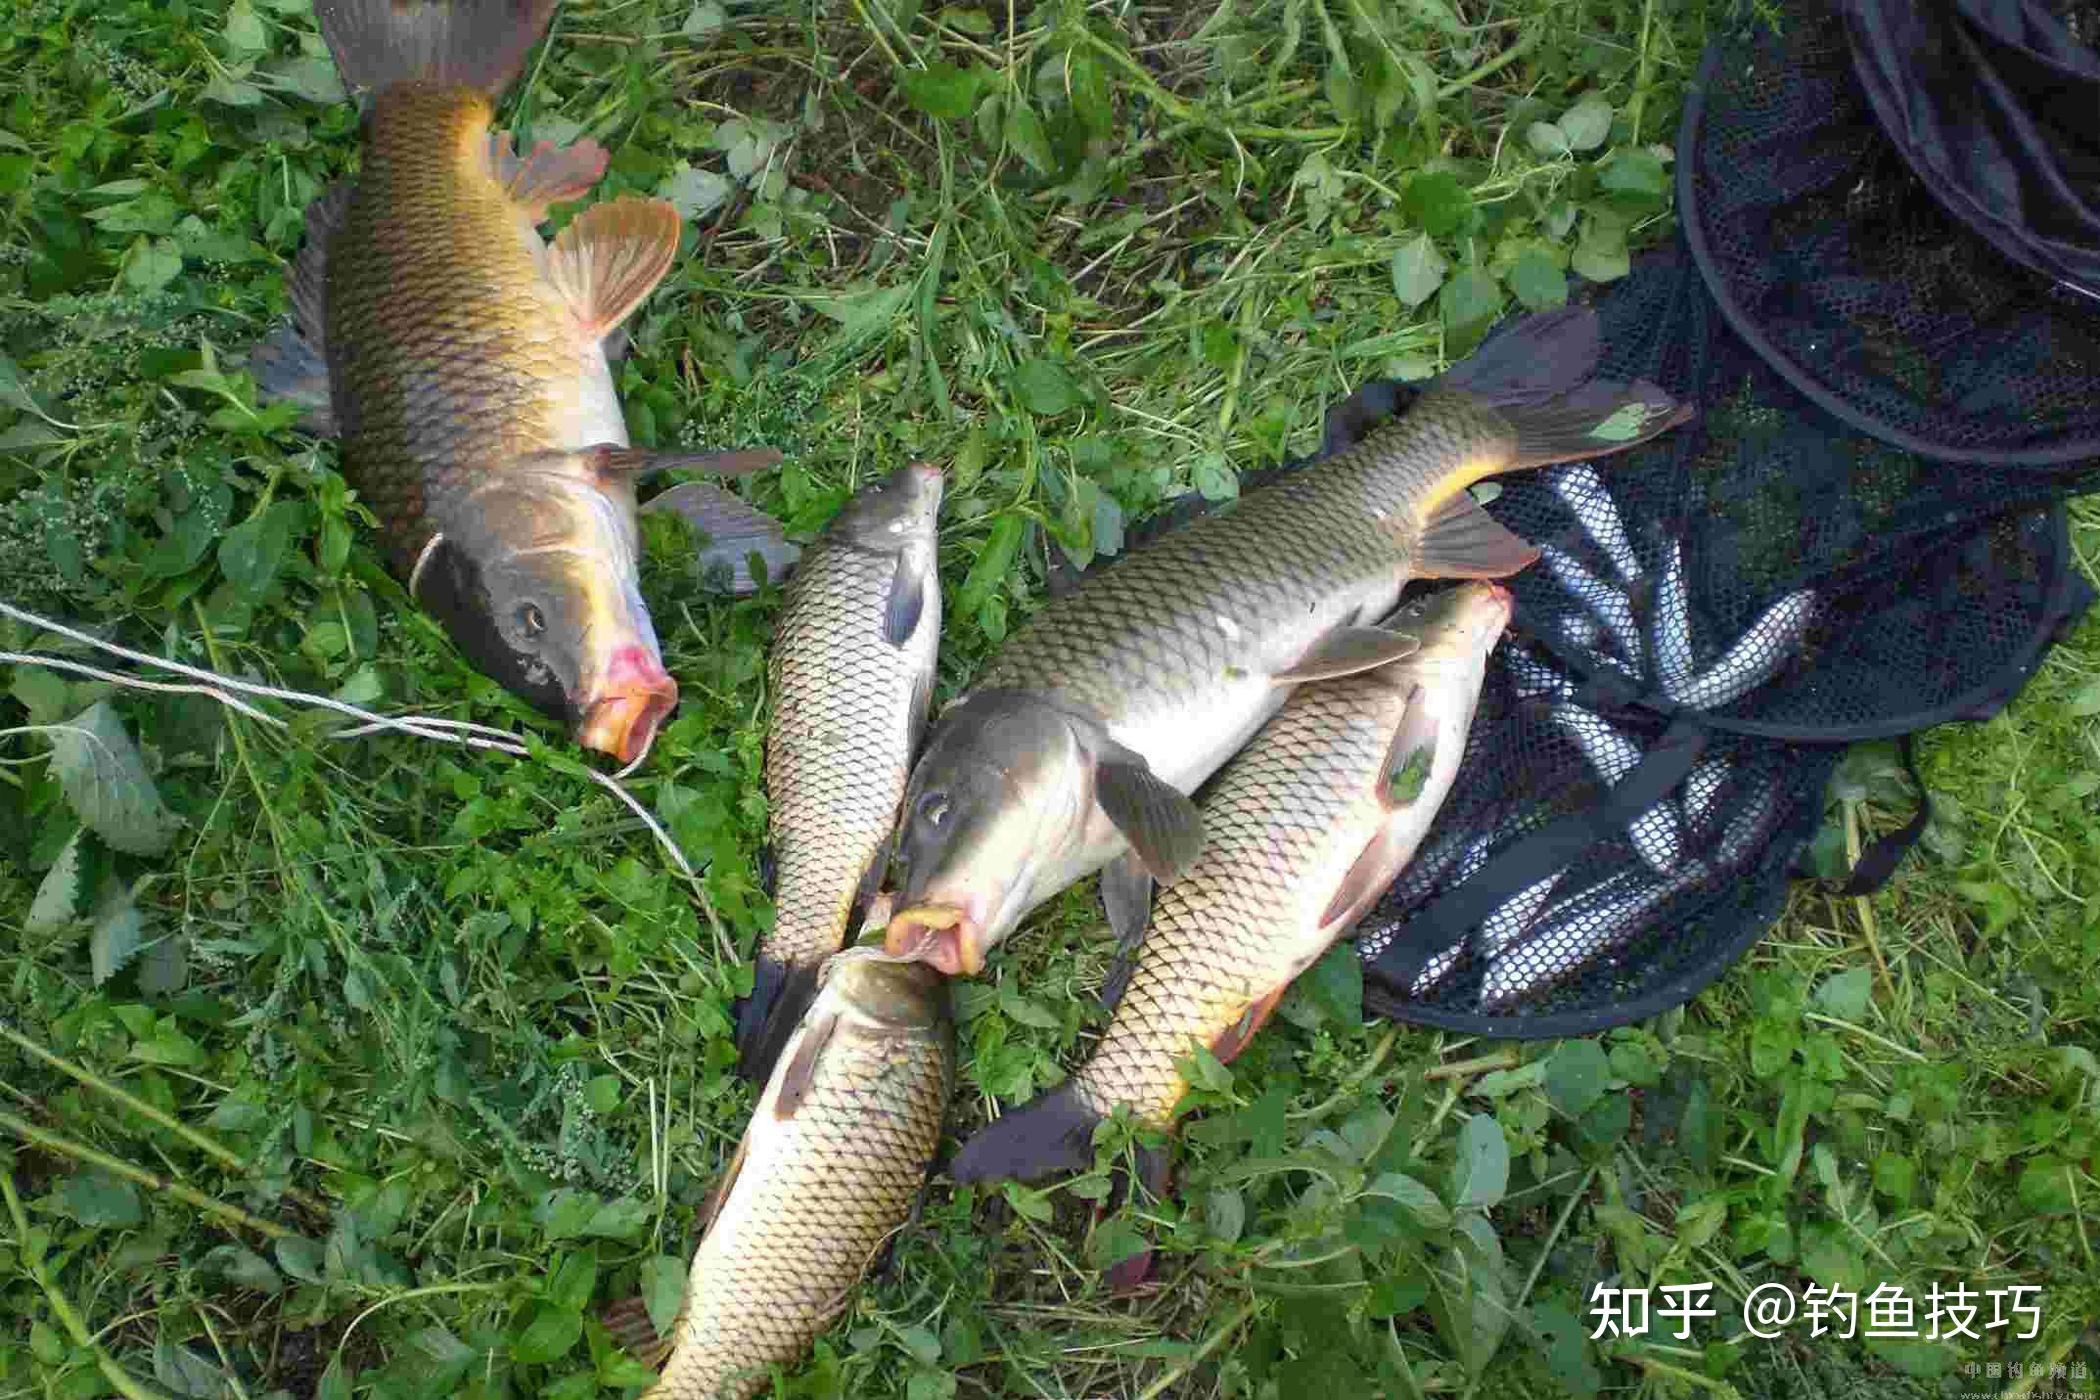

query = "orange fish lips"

[
  {"left": 881, "top": 902, "right": 982, "bottom": 977},
  {"left": 575, "top": 644, "right": 678, "bottom": 766}
]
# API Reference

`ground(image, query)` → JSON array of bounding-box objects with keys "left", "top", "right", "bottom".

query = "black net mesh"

[
  {"left": 1349, "top": 244, "right": 2090, "bottom": 1038},
  {"left": 1685, "top": 1, "right": 2100, "bottom": 469}
]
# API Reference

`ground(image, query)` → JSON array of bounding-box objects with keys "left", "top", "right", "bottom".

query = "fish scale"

[
  {"left": 946, "top": 584, "right": 1509, "bottom": 1183},
  {"left": 886, "top": 310, "right": 1687, "bottom": 976},
  {"left": 649, "top": 960, "right": 951, "bottom": 1400},
  {"left": 1070, "top": 677, "right": 1406, "bottom": 1125},
  {"left": 328, "top": 84, "right": 583, "bottom": 566},
  {"left": 974, "top": 394, "right": 1514, "bottom": 727},
  {"left": 766, "top": 543, "right": 931, "bottom": 966}
]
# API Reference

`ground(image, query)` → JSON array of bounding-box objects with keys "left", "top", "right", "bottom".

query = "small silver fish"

[
  {"left": 1650, "top": 540, "right": 1696, "bottom": 688},
  {"left": 1475, "top": 870, "right": 1567, "bottom": 958},
  {"left": 1548, "top": 702, "right": 1683, "bottom": 874},
  {"left": 1712, "top": 772, "right": 1786, "bottom": 870},
  {"left": 1541, "top": 545, "right": 1645, "bottom": 670},
  {"left": 1504, "top": 646, "right": 1573, "bottom": 700},
  {"left": 1663, "top": 590, "right": 1816, "bottom": 709},
  {"left": 1478, "top": 862, "right": 1709, "bottom": 1012},
  {"left": 1550, "top": 463, "right": 1642, "bottom": 583},
  {"left": 1679, "top": 757, "right": 1731, "bottom": 835}
]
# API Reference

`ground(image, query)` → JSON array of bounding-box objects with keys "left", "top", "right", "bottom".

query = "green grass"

[{"left": 1, "top": 0, "right": 2097, "bottom": 1396}]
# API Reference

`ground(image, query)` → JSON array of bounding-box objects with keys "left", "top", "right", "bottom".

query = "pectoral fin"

[
  {"left": 590, "top": 445, "right": 784, "bottom": 478},
  {"left": 289, "top": 181, "right": 350, "bottom": 353},
  {"left": 885, "top": 549, "right": 932, "bottom": 645},
  {"left": 1097, "top": 852, "right": 1154, "bottom": 1011},
  {"left": 490, "top": 130, "right": 609, "bottom": 221},
  {"left": 772, "top": 1005, "right": 839, "bottom": 1120},
  {"left": 1211, "top": 984, "right": 1288, "bottom": 1063},
  {"left": 1273, "top": 625, "right": 1419, "bottom": 684},
  {"left": 1093, "top": 751, "right": 1204, "bottom": 885},
  {"left": 1412, "top": 489, "right": 1541, "bottom": 579},
  {"left": 643, "top": 479, "right": 800, "bottom": 594},
  {"left": 546, "top": 197, "right": 684, "bottom": 341},
  {"left": 251, "top": 324, "right": 335, "bottom": 435}
]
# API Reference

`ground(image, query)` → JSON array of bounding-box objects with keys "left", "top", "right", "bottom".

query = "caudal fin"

[
  {"left": 1434, "top": 307, "right": 1691, "bottom": 471},
  {"left": 950, "top": 1086, "right": 1101, "bottom": 1185},
  {"left": 316, "top": 0, "right": 559, "bottom": 96}
]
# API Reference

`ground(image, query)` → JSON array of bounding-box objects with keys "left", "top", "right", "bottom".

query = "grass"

[{"left": 1, "top": 0, "right": 2097, "bottom": 1396}]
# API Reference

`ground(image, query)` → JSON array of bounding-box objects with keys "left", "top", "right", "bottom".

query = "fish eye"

[
  {"left": 917, "top": 792, "right": 950, "bottom": 828},
  {"left": 516, "top": 602, "right": 547, "bottom": 639}
]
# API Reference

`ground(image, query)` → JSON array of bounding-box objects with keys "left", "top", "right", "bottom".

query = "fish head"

[
  {"left": 1376, "top": 581, "right": 1512, "bottom": 798},
  {"left": 827, "top": 461, "right": 944, "bottom": 552},
  {"left": 883, "top": 692, "right": 1095, "bottom": 976},
  {"left": 1390, "top": 580, "right": 1512, "bottom": 693},
  {"left": 417, "top": 462, "right": 677, "bottom": 766},
  {"left": 820, "top": 948, "right": 952, "bottom": 1037}
]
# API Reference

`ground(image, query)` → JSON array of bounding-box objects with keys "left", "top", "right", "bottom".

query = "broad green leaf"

[
  {"left": 957, "top": 514, "right": 1024, "bottom": 619},
  {"left": 1599, "top": 148, "right": 1669, "bottom": 199},
  {"left": 276, "top": 1235, "right": 326, "bottom": 1283},
  {"left": 584, "top": 1074, "right": 621, "bottom": 1113},
  {"left": 660, "top": 164, "right": 732, "bottom": 219},
  {"left": 1010, "top": 359, "right": 1082, "bottom": 415},
  {"left": 901, "top": 62, "right": 985, "bottom": 120},
  {"left": 1506, "top": 247, "right": 1567, "bottom": 311},
  {"left": 1543, "top": 1040, "right": 1610, "bottom": 1116},
  {"left": 544, "top": 1250, "right": 598, "bottom": 1313},
  {"left": 1004, "top": 99, "right": 1055, "bottom": 175},
  {"left": 27, "top": 831, "right": 87, "bottom": 933},
  {"left": 57, "top": 1169, "right": 142, "bottom": 1227},
  {"left": 683, "top": 1, "right": 728, "bottom": 36},
  {"left": 1451, "top": 1113, "right": 1509, "bottom": 1208},
  {"left": 1390, "top": 232, "right": 1449, "bottom": 309},
  {"left": 154, "top": 1339, "right": 237, "bottom": 1399},
  {"left": 124, "top": 236, "right": 183, "bottom": 292},
  {"left": 1557, "top": 95, "right": 1612, "bottom": 151},
  {"left": 639, "top": 1255, "right": 686, "bottom": 1339},
  {"left": 1365, "top": 1170, "right": 1451, "bottom": 1230},
  {"left": 1190, "top": 450, "right": 1238, "bottom": 503},
  {"left": 89, "top": 882, "right": 145, "bottom": 984},
  {"left": 1402, "top": 170, "right": 1472, "bottom": 237},
  {"left": 11, "top": 663, "right": 71, "bottom": 723},
  {"left": 202, "top": 1243, "right": 282, "bottom": 1294},
  {"left": 1525, "top": 121, "right": 1571, "bottom": 158},
  {"left": 1571, "top": 221, "right": 1629, "bottom": 283},
  {"left": 219, "top": 502, "right": 299, "bottom": 598},
  {"left": 317, "top": 1359, "right": 352, "bottom": 1400},
  {"left": 1279, "top": 942, "right": 1362, "bottom": 1030},
  {"left": 223, "top": 0, "right": 266, "bottom": 52},
  {"left": 49, "top": 701, "right": 179, "bottom": 855},
  {"left": 511, "top": 1304, "right": 584, "bottom": 1365},
  {"left": 1811, "top": 966, "right": 1873, "bottom": 1020},
  {"left": 1439, "top": 268, "right": 1504, "bottom": 352},
  {"left": 260, "top": 53, "right": 345, "bottom": 103},
  {"left": 1586, "top": 402, "right": 1663, "bottom": 443},
  {"left": 582, "top": 1195, "right": 651, "bottom": 1239}
]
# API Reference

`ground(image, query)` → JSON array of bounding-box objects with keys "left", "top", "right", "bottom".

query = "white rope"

[{"left": 0, "top": 599, "right": 697, "bottom": 881}]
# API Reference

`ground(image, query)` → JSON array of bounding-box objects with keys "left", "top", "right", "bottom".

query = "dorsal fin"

[{"left": 489, "top": 130, "right": 610, "bottom": 221}]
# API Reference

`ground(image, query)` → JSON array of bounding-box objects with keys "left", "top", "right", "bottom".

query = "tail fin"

[
  {"left": 1436, "top": 306, "right": 1603, "bottom": 407},
  {"left": 1499, "top": 380, "right": 1691, "bottom": 472},
  {"left": 599, "top": 1295, "right": 671, "bottom": 1370},
  {"left": 734, "top": 955, "right": 823, "bottom": 1084},
  {"left": 1435, "top": 307, "right": 1692, "bottom": 471},
  {"left": 316, "top": 0, "right": 559, "bottom": 96},
  {"left": 950, "top": 1086, "right": 1101, "bottom": 1185}
]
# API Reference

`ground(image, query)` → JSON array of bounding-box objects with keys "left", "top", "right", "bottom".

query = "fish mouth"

[
  {"left": 574, "top": 645, "right": 679, "bottom": 766},
  {"left": 883, "top": 902, "right": 983, "bottom": 976}
]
